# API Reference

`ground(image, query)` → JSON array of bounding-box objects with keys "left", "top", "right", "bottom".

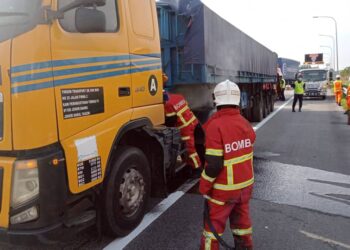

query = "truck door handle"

[{"left": 119, "top": 87, "right": 130, "bottom": 97}]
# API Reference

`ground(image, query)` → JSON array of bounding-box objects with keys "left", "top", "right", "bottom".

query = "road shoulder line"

[
  {"left": 299, "top": 230, "right": 350, "bottom": 249},
  {"left": 253, "top": 96, "right": 293, "bottom": 131}
]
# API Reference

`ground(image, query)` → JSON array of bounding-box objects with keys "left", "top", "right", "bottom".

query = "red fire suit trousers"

[
  {"left": 200, "top": 185, "right": 253, "bottom": 250},
  {"left": 181, "top": 120, "right": 201, "bottom": 169}
]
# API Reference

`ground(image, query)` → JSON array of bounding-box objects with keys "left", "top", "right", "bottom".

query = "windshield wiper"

[{"left": 0, "top": 12, "right": 28, "bottom": 17}]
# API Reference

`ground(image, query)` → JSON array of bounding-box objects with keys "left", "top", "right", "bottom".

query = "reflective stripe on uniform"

[
  {"left": 181, "top": 136, "right": 191, "bottom": 141},
  {"left": 203, "top": 230, "right": 220, "bottom": 250},
  {"left": 203, "top": 230, "right": 222, "bottom": 239},
  {"left": 232, "top": 227, "right": 252, "bottom": 236},
  {"left": 227, "top": 164, "right": 234, "bottom": 185},
  {"left": 165, "top": 112, "right": 176, "bottom": 117},
  {"left": 213, "top": 177, "right": 254, "bottom": 191},
  {"left": 204, "top": 195, "right": 225, "bottom": 205},
  {"left": 224, "top": 152, "right": 253, "bottom": 166},
  {"left": 179, "top": 115, "right": 196, "bottom": 129},
  {"left": 190, "top": 152, "right": 200, "bottom": 168},
  {"left": 177, "top": 105, "right": 190, "bottom": 126},
  {"left": 206, "top": 148, "right": 224, "bottom": 156},
  {"left": 201, "top": 171, "right": 215, "bottom": 183}
]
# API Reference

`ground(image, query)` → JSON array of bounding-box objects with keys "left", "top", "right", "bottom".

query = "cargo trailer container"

[{"left": 157, "top": 0, "right": 278, "bottom": 122}]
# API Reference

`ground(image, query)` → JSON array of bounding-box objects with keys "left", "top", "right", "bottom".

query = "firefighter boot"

[{"left": 234, "top": 236, "right": 253, "bottom": 250}]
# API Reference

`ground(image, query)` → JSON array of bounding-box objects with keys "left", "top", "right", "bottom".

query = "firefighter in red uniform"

[
  {"left": 199, "top": 80, "right": 256, "bottom": 250},
  {"left": 163, "top": 75, "right": 202, "bottom": 170}
]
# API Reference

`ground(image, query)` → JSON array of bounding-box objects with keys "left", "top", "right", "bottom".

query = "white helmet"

[
  {"left": 213, "top": 80, "right": 240, "bottom": 107},
  {"left": 336, "top": 74, "right": 341, "bottom": 79}
]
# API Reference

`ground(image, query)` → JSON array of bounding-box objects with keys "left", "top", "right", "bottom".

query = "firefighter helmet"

[{"left": 213, "top": 80, "right": 240, "bottom": 107}]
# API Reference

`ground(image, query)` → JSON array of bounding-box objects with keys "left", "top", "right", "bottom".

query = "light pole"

[
  {"left": 313, "top": 16, "right": 339, "bottom": 72},
  {"left": 319, "top": 34, "right": 335, "bottom": 69},
  {"left": 320, "top": 45, "right": 333, "bottom": 67}
]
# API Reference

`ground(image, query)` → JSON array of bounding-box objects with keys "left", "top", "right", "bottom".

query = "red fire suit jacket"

[{"left": 199, "top": 108, "right": 256, "bottom": 202}]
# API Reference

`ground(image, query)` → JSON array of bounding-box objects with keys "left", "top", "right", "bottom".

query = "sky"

[{"left": 201, "top": 0, "right": 350, "bottom": 70}]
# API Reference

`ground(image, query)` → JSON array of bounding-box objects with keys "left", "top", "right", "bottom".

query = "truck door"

[
  {"left": 125, "top": 0, "right": 163, "bottom": 108},
  {"left": 50, "top": 0, "right": 132, "bottom": 140}
]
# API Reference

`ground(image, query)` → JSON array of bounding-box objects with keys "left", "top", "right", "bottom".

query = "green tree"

[{"left": 340, "top": 67, "right": 350, "bottom": 81}]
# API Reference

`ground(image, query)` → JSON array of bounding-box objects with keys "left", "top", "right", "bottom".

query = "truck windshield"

[
  {"left": 0, "top": 0, "right": 42, "bottom": 42},
  {"left": 302, "top": 70, "right": 327, "bottom": 81}
]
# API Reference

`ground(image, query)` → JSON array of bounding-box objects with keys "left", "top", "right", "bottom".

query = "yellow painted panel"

[
  {"left": 0, "top": 158, "right": 15, "bottom": 228},
  {"left": 131, "top": 69, "right": 163, "bottom": 108},
  {"left": 129, "top": 0, "right": 155, "bottom": 38},
  {"left": 11, "top": 25, "right": 58, "bottom": 150},
  {"left": 62, "top": 110, "right": 132, "bottom": 194},
  {"left": 131, "top": 104, "right": 164, "bottom": 126},
  {"left": 125, "top": 0, "right": 161, "bottom": 55},
  {"left": 0, "top": 40, "right": 13, "bottom": 150}
]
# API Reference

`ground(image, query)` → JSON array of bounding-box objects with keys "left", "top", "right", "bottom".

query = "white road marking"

[
  {"left": 253, "top": 97, "right": 293, "bottom": 131},
  {"left": 104, "top": 178, "right": 199, "bottom": 250},
  {"left": 106, "top": 97, "right": 290, "bottom": 249},
  {"left": 299, "top": 230, "right": 350, "bottom": 249}
]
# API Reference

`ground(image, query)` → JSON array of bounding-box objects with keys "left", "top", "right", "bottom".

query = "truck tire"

[
  {"left": 103, "top": 146, "right": 151, "bottom": 237},
  {"left": 263, "top": 94, "right": 269, "bottom": 118},
  {"left": 252, "top": 95, "right": 263, "bottom": 122},
  {"left": 269, "top": 94, "right": 274, "bottom": 112},
  {"left": 242, "top": 107, "right": 253, "bottom": 122}
]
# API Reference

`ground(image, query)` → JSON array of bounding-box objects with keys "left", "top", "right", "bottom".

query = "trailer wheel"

[
  {"left": 263, "top": 94, "right": 269, "bottom": 118},
  {"left": 103, "top": 146, "right": 151, "bottom": 237},
  {"left": 252, "top": 95, "right": 263, "bottom": 122},
  {"left": 269, "top": 94, "right": 274, "bottom": 112}
]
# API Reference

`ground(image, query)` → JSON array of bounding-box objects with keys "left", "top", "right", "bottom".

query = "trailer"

[
  {"left": 157, "top": 0, "right": 278, "bottom": 122},
  {"left": 278, "top": 58, "right": 300, "bottom": 85}
]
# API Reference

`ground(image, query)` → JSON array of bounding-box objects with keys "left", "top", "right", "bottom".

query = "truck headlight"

[{"left": 11, "top": 160, "right": 39, "bottom": 208}]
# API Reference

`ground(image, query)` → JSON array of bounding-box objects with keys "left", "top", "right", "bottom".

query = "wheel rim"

[{"left": 119, "top": 168, "right": 145, "bottom": 218}]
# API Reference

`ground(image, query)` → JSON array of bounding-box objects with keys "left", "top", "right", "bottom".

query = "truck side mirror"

[{"left": 75, "top": 7, "right": 106, "bottom": 33}]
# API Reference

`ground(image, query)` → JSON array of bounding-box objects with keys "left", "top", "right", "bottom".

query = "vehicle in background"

[
  {"left": 277, "top": 58, "right": 300, "bottom": 85},
  {"left": 157, "top": 0, "right": 277, "bottom": 122},
  {"left": 299, "top": 67, "right": 334, "bottom": 99}
]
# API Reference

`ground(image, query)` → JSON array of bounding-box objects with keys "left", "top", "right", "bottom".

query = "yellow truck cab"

[{"left": 0, "top": 0, "right": 182, "bottom": 244}]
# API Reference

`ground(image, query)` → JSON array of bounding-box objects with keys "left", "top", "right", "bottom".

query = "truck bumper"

[
  {"left": 0, "top": 222, "right": 63, "bottom": 245},
  {"left": 0, "top": 214, "right": 95, "bottom": 245},
  {"left": 304, "top": 90, "right": 326, "bottom": 97}
]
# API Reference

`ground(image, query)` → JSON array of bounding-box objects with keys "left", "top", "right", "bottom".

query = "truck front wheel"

[{"left": 103, "top": 146, "right": 151, "bottom": 236}]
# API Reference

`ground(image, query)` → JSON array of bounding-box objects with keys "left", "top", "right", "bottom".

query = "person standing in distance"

[
  {"left": 279, "top": 77, "right": 286, "bottom": 101},
  {"left": 333, "top": 75, "right": 343, "bottom": 106},
  {"left": 199, "top": 80, "right": 256, "bottom": 250},
  {"left": 292, "top": 75, "right": 305, "bottom": 112}
]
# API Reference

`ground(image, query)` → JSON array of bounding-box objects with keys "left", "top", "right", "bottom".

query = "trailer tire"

[
  {"left": 252, "top": 95, "right": 263, "bottom": 122},
  {"left": 263, "top": 95, "right": 269, "bottom": 118},
  {"left": 269, "top": 94, "right": 274, "bottom": 112},
  {"left": 103, "top": 146, "right": 151, "bottom": 237}
]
